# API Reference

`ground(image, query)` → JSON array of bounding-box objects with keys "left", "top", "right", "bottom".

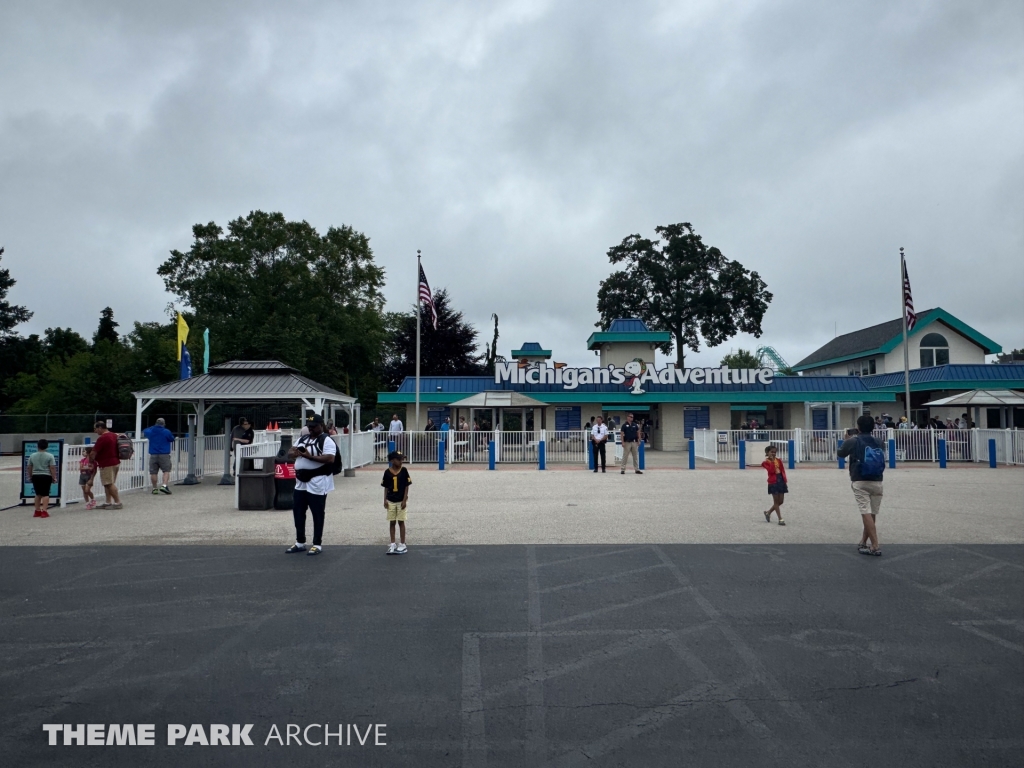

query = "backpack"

[
  {"left": 855, "top": 435, "right": 885, "bottom": 481},
  {"left": 315, "top": 434, "right": 343, "bottom": 476},
  {"left": 116, "top": 434, "right": 135, "bottom": 461}
]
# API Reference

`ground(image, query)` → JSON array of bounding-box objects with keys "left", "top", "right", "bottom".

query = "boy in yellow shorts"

[{"left": 382, "top": 451, "right": 411, "bottom": 555}]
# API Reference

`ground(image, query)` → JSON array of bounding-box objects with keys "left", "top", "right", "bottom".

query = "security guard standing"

[{"left": 620, "top": 413, "right": 643, "bottom": 475}]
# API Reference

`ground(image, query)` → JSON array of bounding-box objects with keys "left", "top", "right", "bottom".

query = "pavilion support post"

[
  {"left": 196, "top": 400, "right": 205, "bottom": 480},
  {"left": 345, "top": 403, "right": 356, "bottom": 477},
  {"left": 135, "top": 399, "right": 144, "bottom": 439},
  {"left": 219, "top": 416, "right": 234, "bottom": 485}
]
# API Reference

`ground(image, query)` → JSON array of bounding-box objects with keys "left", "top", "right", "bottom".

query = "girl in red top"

[{"left": 761, "top": 445, "right": 787, "bottom": 526}]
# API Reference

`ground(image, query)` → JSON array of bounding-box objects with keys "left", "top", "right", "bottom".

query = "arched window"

[{"left": 919, "top": 332, "right": 949, "bottom": 367}]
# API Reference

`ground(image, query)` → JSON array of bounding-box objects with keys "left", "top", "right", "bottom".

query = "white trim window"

[{"left": 919, "top": 333, "right": 949, "bottom": 368}]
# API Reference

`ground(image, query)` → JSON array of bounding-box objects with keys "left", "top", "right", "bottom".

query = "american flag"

[
  {"left": 418, "top": 262, "right": 438, "bottom": 329},
  {"left": 902, "top": 258, "right": 916, "bottom": 331}
]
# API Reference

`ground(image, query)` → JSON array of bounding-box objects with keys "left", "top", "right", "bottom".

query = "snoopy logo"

[{"left": 623, "top": 358, "right": 647, "bottom": 395}]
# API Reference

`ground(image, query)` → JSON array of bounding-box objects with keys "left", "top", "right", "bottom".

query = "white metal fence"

[
  {"left": 374, "top": 430, "right": 592, "bottom": 465},
  {"left": 60, "top": 439, "right": 149, "bottom": 505},
  {"left": 692, "top": 428, "right": 1023, "bottom": 466},
  {"left": 5, "top": 429, "right": 380, "bottom": 509}
]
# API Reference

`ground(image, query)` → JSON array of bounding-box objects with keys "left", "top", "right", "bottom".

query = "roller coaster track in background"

[{"left": 756, "top": 346, "right": 791, "bottom": 373}]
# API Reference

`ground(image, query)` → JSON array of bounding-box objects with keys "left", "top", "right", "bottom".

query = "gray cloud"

[{"left": 1, "top": 0, "right": 1021, "bottom": 371}]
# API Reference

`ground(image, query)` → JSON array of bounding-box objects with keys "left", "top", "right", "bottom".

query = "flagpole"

[
  {"left": 900, "top": 247, "right": 911, "bottom": 423},
  {"left": 415, "top": 250, "right": 422, "bottom": 431}
]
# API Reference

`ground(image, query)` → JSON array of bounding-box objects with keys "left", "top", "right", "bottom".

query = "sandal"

[
  {"left": 778, "top": 520, "right": 786, "bottom": 526},
  {"left": 857, "top": 544, "right": 870, "bottom": 553},
  {"left": 859, "top": 547, "right": 882, "bottom": 556},
  {"left": 763, "top": 510, "right": 772, "bottom": 523}
]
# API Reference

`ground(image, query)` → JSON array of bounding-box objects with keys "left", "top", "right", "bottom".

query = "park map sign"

[{"left": 495, "top": 362, "right": 774, "bottom": 395}]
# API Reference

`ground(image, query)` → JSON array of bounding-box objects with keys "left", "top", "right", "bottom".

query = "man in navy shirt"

[
  {"left": 619, "top": 413, "right": 643, "bottom": 475},
  {"left": 143, "top": 418, "right": 176, "bottom": 494}
]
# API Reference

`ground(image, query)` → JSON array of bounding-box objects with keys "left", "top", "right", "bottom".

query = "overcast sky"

[{"left": 2, "top": 0, "right": 1022, "bottom": 371}]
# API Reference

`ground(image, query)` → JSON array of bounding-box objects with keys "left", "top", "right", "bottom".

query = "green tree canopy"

[
  {"left": 720, "top": 348, "right": 761, "bottom": 368},
  {"left": 0, "top": 247, "right": 32, "bottom": 339},
  {"left": 6, "top": 319, "right": 183, "bottom": 414},
  {"left": 596, "top": 223, "right": 772, "bottom": 367},
  {"left": 158, "top": 211, "right": 386, "bottom": 396},
  {"left": 93, "top": 306, "right": 119, "bottom": 345},
  {"left": 381, "top": 289, "right": 486, "bottom": 388}
]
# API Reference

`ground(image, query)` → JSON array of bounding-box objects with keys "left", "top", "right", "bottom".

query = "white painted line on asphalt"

[
  {"left": 665, "top": 633, "right": 776, "bottom": 743},
  {"left": 482, "top": 626, "right": 713, "bottom": 702},
  {"left": 5, "top": 589, "right": 296, "bottom": 621},
  {"left": 951, "top": 623, "right": 1024, "bottom": 655},
  {"left": 538, "top": 563, "right": 669, "bottom": 594},
  {"left": 461, "top": 633, "right": 487, "bottom": 768},
  {"left": 954, "top": 547, "right": 1024, "bottom": 571},
  {"left": 650, "top": 545, "right": 849, "bottom": 765},
  {"left": 525, "top": 545, "right": 547, "bottom": 767},
  {"left": 546, "top": 680, "right": 718, "bottom": 768},
  {"left": 534, "top": 547, "right": 647, "bottom": 569},
  {"left": 47, "top": 568, "right": 272, "bottom": 592},
  {"left": 540, "top": 588, "right": 689, "bottom": 628},
  {"left": 933, "top": 561, "right": 1009, "bottom": 594}
]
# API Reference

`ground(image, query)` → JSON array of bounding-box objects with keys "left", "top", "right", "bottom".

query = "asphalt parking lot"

[{"left": 1, "top": 542, "right": 1021, "bottom": 767}]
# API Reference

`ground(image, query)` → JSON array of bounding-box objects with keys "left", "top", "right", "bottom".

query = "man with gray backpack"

[{"left": 838, "top": 414, "right": 887, "bottom": 556}]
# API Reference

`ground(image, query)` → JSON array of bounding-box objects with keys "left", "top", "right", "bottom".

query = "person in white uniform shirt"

[
  {"left": 285, "top": 414, "right": 338, "bottom": 557},
  {"left": 591, "top": 416, "right": 609, "bottom": 473}
]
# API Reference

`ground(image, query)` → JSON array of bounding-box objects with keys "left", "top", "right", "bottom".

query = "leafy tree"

[
  {"left": 43, "top": 327, "right": 90, "bottom": 364},
  {"left": 382, "top": 289, "right": 486, "bottom": 388},
  {"left": 93, "top": 306, "right": 119, "bottom": 345},
  {"left": 720, "top": 348, "right": 761, "bottom": 368},
  {"left": 158, "top": 211, "right": 386, "bottom": 397},
  {"left": 596, "top": 223, "right": 772, "bottom": 367},
  {"left": 0, "top": 246, "right": 32, "bottom": 338},
  {"left": 7, "top": 320, "right": 182, "bottom": 414}
]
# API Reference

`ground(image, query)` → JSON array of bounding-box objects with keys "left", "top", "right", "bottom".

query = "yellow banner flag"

[{"left": 176, "top": 313, "right": 190, "bottom": 361}]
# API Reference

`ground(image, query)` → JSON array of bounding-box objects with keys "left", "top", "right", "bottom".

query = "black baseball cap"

[
  {"left": 387, "top": 451, "right": 405, "bottom": 461},
  {"left": 307, "top": 414, "right": 325, "bottom": 425}
]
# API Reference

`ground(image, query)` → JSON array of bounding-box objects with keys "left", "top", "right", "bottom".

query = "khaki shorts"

[
  {"left": 851, "top": 481, "right": 883, "bottom": 516},
  {"left": 99, "top": 465, "right": 119, "bottom": 487},
  {"left": 386, "top": 501, "right": 407, "bottom": 522},
  {"left": 149, "top": 454, "right": 172, "bottom": 473}
]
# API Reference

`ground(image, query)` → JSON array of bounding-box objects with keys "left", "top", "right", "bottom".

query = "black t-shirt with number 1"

[{"left": 382, "top": 467, "right": 412, "bottom": 502}]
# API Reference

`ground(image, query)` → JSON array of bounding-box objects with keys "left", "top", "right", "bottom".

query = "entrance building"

[{"left": 379, "top": 318, "right": 1024, "bottom": 451}]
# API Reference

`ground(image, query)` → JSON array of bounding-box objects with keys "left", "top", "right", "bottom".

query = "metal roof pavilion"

[{"left": 132, "top": 360, "right": 357, "bottom": 461}]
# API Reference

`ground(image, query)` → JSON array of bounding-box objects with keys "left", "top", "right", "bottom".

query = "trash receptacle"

[
  {"left": 274, "top": 435, "right": 296, "bottom": 510},
  {"left": 238, "top": 457, "right": 275, "bottom": 510}
]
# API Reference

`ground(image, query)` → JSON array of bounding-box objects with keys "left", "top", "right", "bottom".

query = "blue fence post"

[
  {"left": 787, "top": 439, "right": 795, "bottom": 470},
  {"left": 988, "top": 438, "right": 997, "bottom": 468},
  {"left": 838, "top": 439, "right": 845, "bottom": 470},
  {"left": 488, "top": 440, "right": 496, "bottom": 470},
  {"left": 639, "top": 441, "right": 646, "bottom": 470},
  {"left": 538, "top": 440, "right": 546, "bottom": 470},
  {"left": 938, "top": 438, "right": 947, "bottom": 468},
  {"left": 738, "top": 440, "right": 746, "bottom": 470},
  {"left": 688, "top": 439, "right": 695, "bottom": 470},
  {"left": 588, "top": 439, "right": 595, "bottom": 471},
  {"left": 388, "top": 440, "right": 395, "bottom": 456},
  {"left": 437, "top": 439, "right": 445, "bottom": 470},
  {"left": 888, "top": 438, "right": 897, "bottom": 469}
]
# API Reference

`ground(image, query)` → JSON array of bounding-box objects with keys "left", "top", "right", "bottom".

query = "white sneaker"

[
  {"left": 396, "top": 543, "right": 408, "bottom": 554},
  {"left": 386, "top": 542, "right": 397, "bottom": 555}
]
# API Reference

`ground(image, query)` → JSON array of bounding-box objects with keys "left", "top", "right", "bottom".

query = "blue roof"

[
  {"left": 518, "top": 342, "right": 544, "bottom": 351},
  {"left": 389, "top": 364, "right": 1024, "bottom": 400},
  {"left": 608, "top": 318, "right": 651, "bottom": 333},
  {"left": 861, "top": 363, "right": 1024, "bottom": 389}
]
